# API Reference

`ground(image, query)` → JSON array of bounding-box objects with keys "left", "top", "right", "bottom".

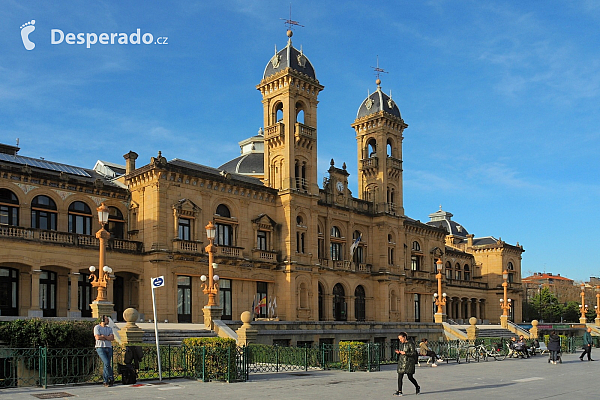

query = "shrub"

[
  {"left": 181, "top": 337, "right": 237, "bottom": 381},
  {"left": 0, "top": 319, "right": 95, "bottom": 348},
  {"left": 339, "top": 341, "right": 368, "bottom": 371}
]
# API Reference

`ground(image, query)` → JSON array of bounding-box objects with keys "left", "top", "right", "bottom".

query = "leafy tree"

[
  {"left": 529, "top": 287, "right": 562, "bottom": 322},
  {"left": 562, "top": 301, "right": 581, "bottom": 322}
]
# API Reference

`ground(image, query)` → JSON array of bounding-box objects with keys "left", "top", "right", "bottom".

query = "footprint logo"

[{"left": 20, "top": 20, "right": 36, "bottom": 50}]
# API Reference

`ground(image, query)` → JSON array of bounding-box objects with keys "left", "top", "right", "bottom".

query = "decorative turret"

[
  {"left": 257, "top": 30, "right": 324, "bottom": 194},
  {"left": 352, "top": 78, "right": 407, "bottom": 215}
]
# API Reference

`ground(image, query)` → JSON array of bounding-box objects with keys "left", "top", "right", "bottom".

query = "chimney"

[{"left": 123, "top": 151, "right": 138, "bottom": 175}]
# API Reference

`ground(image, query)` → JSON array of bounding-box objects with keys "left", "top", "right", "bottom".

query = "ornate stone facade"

[{"left": 0, "top": 32, "right": 524, "bottom": 334}]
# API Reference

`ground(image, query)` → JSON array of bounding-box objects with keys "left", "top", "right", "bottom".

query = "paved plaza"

[{"left": 1, "top": 353, "right": 598, "bottom": 400}]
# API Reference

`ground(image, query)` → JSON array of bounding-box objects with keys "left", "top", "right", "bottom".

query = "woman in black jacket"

[
  {"left": 394, "top": 332, "right": 420, "bottom": 396},
  {"left": 547, "top": 331, "right": 561, "bottom": 364}
]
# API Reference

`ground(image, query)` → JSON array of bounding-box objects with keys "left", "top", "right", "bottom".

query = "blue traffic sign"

[{"left": 152, "top": 276, "right": 165, "bottom": 288}]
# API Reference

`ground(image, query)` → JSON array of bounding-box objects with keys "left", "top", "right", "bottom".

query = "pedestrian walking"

[
  {"left": 547, "top": 331, "right": 560, "bottom": 364},
  {"left": 394, "top": 332, "right": 420, "bottom": 396},
  {"left": 94, "top": 315, "right": 115, "bottom": 386},
  {"left": 579, "top": 327, "right": 594, "bottom": 361}
]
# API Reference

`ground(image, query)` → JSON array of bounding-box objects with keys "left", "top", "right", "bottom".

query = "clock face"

[{"left": 336, "top": 181, "right": 344, "bottom": 192}]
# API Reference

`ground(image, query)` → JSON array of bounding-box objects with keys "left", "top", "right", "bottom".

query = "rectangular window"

[
  {"left": 388, "top": 248, "right": 394, "bottom": 265},
  {"left": 411, "top": 255, "right": 420, "bottom": 271},
  {"left": 257, "top": 231, "right": 267, "bottom": 250},
  {"left": 216, "top": 223, "right": 232, "bottom": 246},
  {"left": 414, "top": 293, "right": 421, "bottom": 322},
  {"left": 178, "top": 218, "right": 191, "bottom": 241},
  {"left": 219, "top": 279, "right": 232, "bottom": 320},
  {"left": 256, "top": 281, "right": 268, "bottom": 318},
  {"left": 455, "top": 270, "right": 461, "bottom": 280},
  {"left": 331, "top": 242, "right": 342, "bottom": 261}
]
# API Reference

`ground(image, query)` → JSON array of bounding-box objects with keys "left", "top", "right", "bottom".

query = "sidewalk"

[{"left": 1, "top": 353, "right": 598, "bottom": 399}]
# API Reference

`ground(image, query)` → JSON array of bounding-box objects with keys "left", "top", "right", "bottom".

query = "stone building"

[{"left": 0, "top": 30, "right": 524, "bottom": 336}]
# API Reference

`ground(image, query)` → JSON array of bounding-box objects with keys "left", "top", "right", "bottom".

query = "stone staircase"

[
  {"left": 455, "top": 325, "right": 517, "bottom": 339},
  {"left": 142, "top": 329, "right": 217, "bottom": 345}
]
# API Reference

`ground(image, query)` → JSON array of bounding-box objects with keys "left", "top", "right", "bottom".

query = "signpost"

[{"left": 151, "top": 276, "right": 165, "bottom": 381}]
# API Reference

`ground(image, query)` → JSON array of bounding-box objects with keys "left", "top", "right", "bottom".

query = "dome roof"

[
  {"left": 218, "top": 129, "right": 265, "bottom": 176},
  {"left": 263, "top": 33, "right": 316, "bottom": 80},
  {"left": 426, "top": 207, "right": 470, "bottom": 237},
  {"left": 219, "top": 152, "right": 263, "bottom": 175},
  {"left": 356, "top": 83, "right": 401, "bottom": 120}
]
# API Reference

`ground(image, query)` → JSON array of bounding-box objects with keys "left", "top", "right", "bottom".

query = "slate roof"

[
  {"left": 218, "top": 153, "right": 264, "bottom": 175},
  {"left": 356, "top": 86, "right": 401, "bottom": 120},
  {"left": 263, "top": 37, "right": 316, "bottom": 80}
]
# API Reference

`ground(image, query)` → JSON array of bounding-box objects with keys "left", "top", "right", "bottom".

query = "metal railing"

[{"left": 0, "top": 344, "right": 246, "bottom": 389}]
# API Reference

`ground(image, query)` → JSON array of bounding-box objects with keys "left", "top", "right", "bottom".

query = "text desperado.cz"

[{"left": 51, "top": 29, "right": 167, "bottom": 48}]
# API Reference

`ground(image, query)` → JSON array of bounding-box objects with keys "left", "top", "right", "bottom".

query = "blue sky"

[{"left": 2, "top": 1, "right": 599, "bottom": 282}]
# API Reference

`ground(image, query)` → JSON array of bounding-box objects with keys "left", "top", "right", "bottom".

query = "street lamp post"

[
  {"left": 595, "top": 286, "right": 600, "bottom": 326},
  {"left": 579, "top": 283, "right": 588, "bottom": 324},
  {"left": 433, "top": 258, "right": 447, "bottom": 323},
  {"left": 499, "top": 269, "right": 512, "bottom": 328},
  {"left": 201, "top": 222, "right": 222, "bottom": 328},
  {"left": 88, "top": 202, "right": 114, "bottom": 318}
]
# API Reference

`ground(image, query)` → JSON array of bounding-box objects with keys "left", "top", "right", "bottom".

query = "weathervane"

[
  {"left": 281, "top": 4, "right": 304, "bottom": 31},
  {"left": 371, "top": 56, "right": 388, "bottom": 87}
]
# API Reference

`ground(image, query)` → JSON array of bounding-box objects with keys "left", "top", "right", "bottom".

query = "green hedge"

[
  {"left": 339, "top": 341, "right": 368, "bottom": 371},
  {"left": 0, "top": 319, "right": 95, "bottom": 348},
  {"left": 181, "top": 337, "right": 237, "bottom": 381}
]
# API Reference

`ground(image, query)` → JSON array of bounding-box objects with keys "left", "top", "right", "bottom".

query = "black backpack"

[
  {"left": 118, "top": 363, "right": 137, "bottom": 385},
  {"left": 412, "top": 341, "right": 419, "bottom": 363}
]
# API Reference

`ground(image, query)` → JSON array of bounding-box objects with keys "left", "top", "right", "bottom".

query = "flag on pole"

[
  {"left": 272, "top": 296, "right": 277, "bottom": 317},
  {"left": 251, "top": 296, "right": 257, "bottom": 316},
  {"left": 268, "top": 299, "right": 273, "bottom": 317},
  {"left": 350, "top": 233, "right": 362, "bottom": 258}
]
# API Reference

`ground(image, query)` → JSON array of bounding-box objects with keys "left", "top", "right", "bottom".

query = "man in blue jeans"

[{"left": 94, "top": 315, "right": 115, "bottom": 386}]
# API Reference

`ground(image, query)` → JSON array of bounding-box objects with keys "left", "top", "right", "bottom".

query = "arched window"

[
  {"left": 330, "top": 226, "right": 343, "bottom": 261},
  {"left": 367, "top": 139, "right": 377, "bottom": 158},
  {"left": 455, "top": 263, "right": 462, "bottom": 280},
  {"left": 215, "top": 204, "right": 233, "bottom": 246},
  {"left": 296, "top": 102, "right": 305, "bottom": 124},
  {"left": 412, "top": 241, "right": 421, "bottom": 251},
  {"left": 68, "top": 201, "right": 92, "bottom": 235},
  {"left": 0, "top": 188, "right": 19, "bottom": 226},
  {"left": 507, "top": 262, "right": 514, "bottom": 283},
  {"left": 387, "top": 139, "right": 393, "bottom": 157},
  {"left": 275, "top": 103, "right": 284, "bottom": 123},
  {"left": 216, "top": 204, "right": 230, "bottom": 218},
  {"left": 464, "top": 264, "right": 471, "bottom": 281},
  {"left": 333, "top": 283, "right": 346, "bottom": 321},
  {"left": 31, "top": 195, "right": 57, "bottom": 230},
  {"left": 108, "top": 206, "right": 125, "bottom": 239},
  {"left": 355, "top": 285, "right": 366, "bottom": 321},
  {"left": 445, "top": 261, "right": 452, "bottom": 280}
]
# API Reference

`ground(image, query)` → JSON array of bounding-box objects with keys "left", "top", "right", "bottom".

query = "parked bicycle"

[{"left": 466, "top": 343, "right": 507, "bottom": 362}]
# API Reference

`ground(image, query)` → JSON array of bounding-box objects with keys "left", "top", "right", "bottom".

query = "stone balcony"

[{"left": 0, "top": 225, "right": 143, "bottom": 252}]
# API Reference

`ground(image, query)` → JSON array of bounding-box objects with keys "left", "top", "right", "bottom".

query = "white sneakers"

[{"left": 431, "top": 363, "right": 437, "bottom": 367}]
